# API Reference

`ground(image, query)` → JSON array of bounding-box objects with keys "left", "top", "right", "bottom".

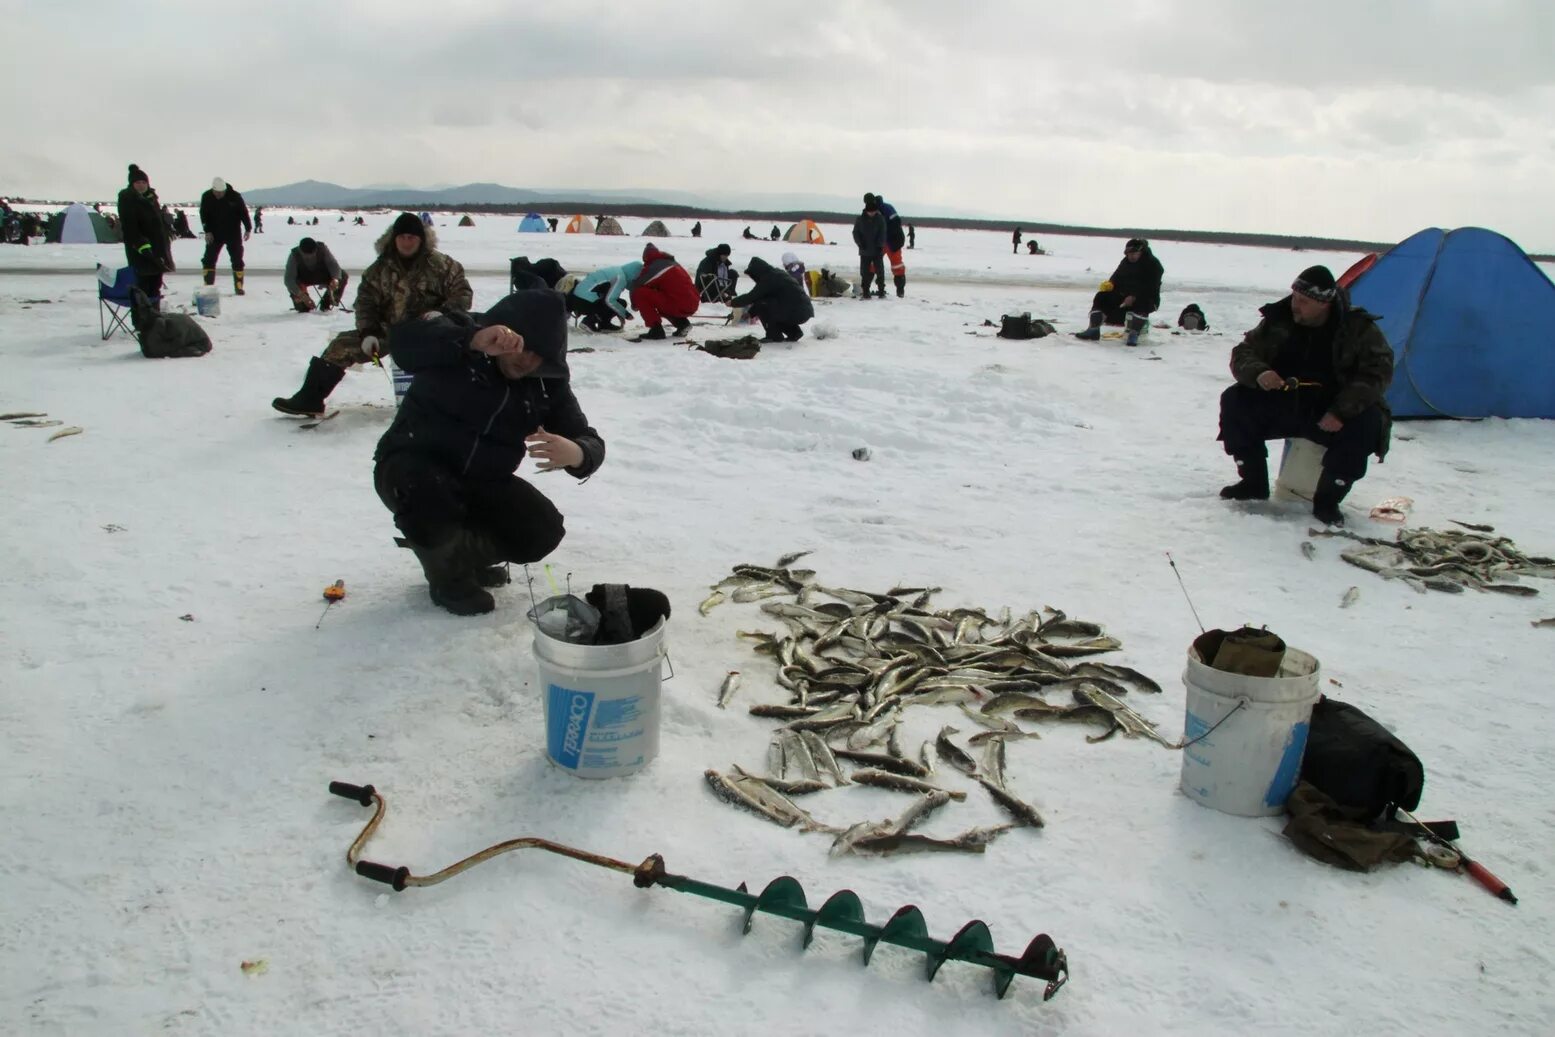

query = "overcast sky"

[{"left": 6, "top": 0, "right": 1554, "bottom": 248}]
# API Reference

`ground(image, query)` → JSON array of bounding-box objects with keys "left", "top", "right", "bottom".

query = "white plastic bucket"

[
  {"left": 192, "top": 286, "right": 220, "bottom": 318},
  {"left": 387, "top": 357, "right": 414, "bottom": 405},
  {"left": 1274, "top": 438, "right": 1326, "bottom": 502},
  {"left": 1179, "top": 645, "right": 1320, "bottom": 816},
  {"left": 534, "top": 618, "right": 666, "bottom": 778}
]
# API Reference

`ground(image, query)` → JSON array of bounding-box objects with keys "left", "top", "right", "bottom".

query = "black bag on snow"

[
  {"left": 131, "top": 288, "right": 212, "bottom": 359},
  {"left": 1299, "top": 696, "right": 1423, "bottom": 821},
  {"left": 997, "top": 312, "right": 1054, "bottom": 340}
]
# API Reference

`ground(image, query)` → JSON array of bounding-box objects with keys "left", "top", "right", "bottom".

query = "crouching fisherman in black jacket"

[{"left": 374, "top": 291, "right": 605, "bottom": 615}]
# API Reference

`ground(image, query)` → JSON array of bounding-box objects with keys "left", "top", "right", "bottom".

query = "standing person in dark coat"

[
  {"left": 254, "top": 207, "right": 265, "bottom": 233},
  {"left": 876, "top": 193, "right": 908, "bottom": 297},
  {"left": 695, "top": 243, "right": 739, "bottom": 303},
  {"left": 199, "top": 177, "right": 252, "bottom": 294},
  {"left": 1217, "top": 265, "right": 1393, "bottom": 526},
  {"left": 728, "top": 257, "right": 814, "bottom": 342},
  {"left": 1074, "top": 238, "right": 1164, "bottom": 346},
  {"left": 374, "top": 291, "right": 605, "bottom": 615},
  {"left": 1012, "top": 227, "right": 1022, "bottom": 254},
  {"left": 852, "top": 194, "right": 888, "bottom": 299},
  {"left": 116, "top": 164, "right": 173, "bottom": 302},
  {"left": 690, "top": 221, "right": 702, "bottom": 238},
  {"left": 908, "top": 224, "right": 916, "bottom": 249}
]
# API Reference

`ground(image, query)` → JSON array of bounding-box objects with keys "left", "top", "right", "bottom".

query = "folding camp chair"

[{"left": 98, "top": 264, "right": 150, "bottom": 342}]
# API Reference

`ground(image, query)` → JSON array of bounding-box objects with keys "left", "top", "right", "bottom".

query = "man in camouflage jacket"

[
  {"left": 1217, "top": 264, "right": 1394, "bottom": 526},
  {"left": 271, "top": 212, "right": 473, "bottom": 416}
]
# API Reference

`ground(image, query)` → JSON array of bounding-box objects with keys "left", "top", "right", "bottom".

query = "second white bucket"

[
  {"left": 1179, "top": 645, "right": 1320, "bottom": 817},
  {"left": 1273, "top": 437, "right": 1326, "bottom": 502},
  {"left": 387, "top": 357, "right": 414, "bottom": 405},
  {"left": 192, "top": 285, "right": 221, "bottom": 318},
  {"left": 533, "top": 618, "right": 666, "bottom": 779}
]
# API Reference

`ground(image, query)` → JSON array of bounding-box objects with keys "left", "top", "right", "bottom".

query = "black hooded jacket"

[
  {"left": 728, "top": 257, "right": 814, "bottom": 325},
  {"left": 695, "top": 247, "right": 738, "bottom": 297},
  {"left": 374, "top": 291, "right": 605, "bottom": 482},
  {"left": 199, "top": 186, "right": 252, "bottom": 238},
  {"left": 117, "top": 184, "right": 171, "bottom": 274},
  {"left": 1105, "top": 245, "right": 1164, "bottom": 314},
  {"left": 853, "top": 209, "right": 887, "bottom": 254},
  {"left": 510, "top": 256, "right": 568, "bottom": 292}
]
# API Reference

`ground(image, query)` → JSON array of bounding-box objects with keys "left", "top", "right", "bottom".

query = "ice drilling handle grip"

[
  {"left": 328, "top": 781, "right": 376, "bottom": 806},
  {"left": 355, "top": 860, "right": 410, "bottom": 891},
  {"left": 1464, "top": 859, "right": 1517, "bottom": 903}
]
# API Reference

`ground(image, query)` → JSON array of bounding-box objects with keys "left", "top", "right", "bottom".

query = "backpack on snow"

[
  {"left": 131, "top": 288, "right": 212, "bottom": 359},
  {"left": 997, "top": 312, "right": 1055, "bottom": 340},
  {"left": 1299, "top": 696, "right": 1424, "bottom": 821}
]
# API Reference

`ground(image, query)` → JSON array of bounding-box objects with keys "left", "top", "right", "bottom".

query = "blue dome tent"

[
  {"left": 1347, "top": 227, "right": 1555, "bottom": 419},
  {"left": 518, "top": 212, "right": 548, "bottom": 233}
]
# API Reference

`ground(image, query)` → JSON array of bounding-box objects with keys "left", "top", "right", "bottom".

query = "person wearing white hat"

[{"left": 199, "top": 176, "right": 252, "bottom": 294}]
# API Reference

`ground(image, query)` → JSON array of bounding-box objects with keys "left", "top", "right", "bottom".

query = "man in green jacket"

[{"left": 1217, "top": 265, "right": 1393, "bottom": 526}]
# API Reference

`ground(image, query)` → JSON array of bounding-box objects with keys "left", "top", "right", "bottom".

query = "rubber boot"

[
  {"left": 1074, "top": 310, "right": 1104, "bottom": 341},
  {"left": 894, "top": 274, "right": 906, "bottom": 298},
  {"left": 1124, "top": 312, "right": 1146, "bottom": 347},
  {"left": 640, "top": 323, "right": 667, "bottom": 340},
  {"left": 271, "top": 356, "right": 345, "bottom": 416},
  {"left": 1220, "top": 457, "right": 1271, "bottom": 500},
  {"left": 233, "top": 270, "right": 245, "bottom": 296},
  {"left": 1312, "top": 470, "right": 1352, "bottom": 526},
  {"left": 202, "top": 268, "right": 215, "bottom": 286},
  {"left": 410, "top": 537, "right": 495, "bottom": 616},
  {"left": 462, "top": 528, "right": 511, "bottom": 588},
  {"left": 784, "top": 324, "right": 805, "bottom": 342},
  {"left": 669, "top": 316, "right": 691, "bottom": 337},
  {"left": 291, "top": 290, "right": 315, "bottom": 313}
]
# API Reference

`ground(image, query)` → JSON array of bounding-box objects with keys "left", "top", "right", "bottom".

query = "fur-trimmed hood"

[{"left": 373, "top": 221, "right": 440, "bottom": 256}]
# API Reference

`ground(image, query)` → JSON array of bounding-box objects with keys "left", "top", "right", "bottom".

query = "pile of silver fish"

[
  {"left": 1314, "top": 523, "right": 1555, "bottom": 596},
  {"left": 699, "top": 553, "right": 1173, "bottom": 857}
]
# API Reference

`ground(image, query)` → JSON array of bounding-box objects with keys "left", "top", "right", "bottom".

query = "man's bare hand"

[
  {"left": 525, "top": 427, "right": 584, "bottom": 471},
  {"left": 1317, "top": 413, "right": 1344, "bottom": 433},
  {"left": 1256, "top": 370, "right": 1285, "bottom": 391},
  {"left": 472, "top": 324, "right": 524, "bottom": 356}
]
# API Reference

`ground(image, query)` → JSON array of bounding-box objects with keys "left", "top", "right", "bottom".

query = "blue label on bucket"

[
  {"left": 1263, "top": 720, "right": 1311, "bottom": 808},
  {"left": 547, "top": 684, "right": 595, "bottom": 770}
]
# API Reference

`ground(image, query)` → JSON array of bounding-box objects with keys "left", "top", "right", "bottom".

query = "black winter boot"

[
  {"left": 1074, "top": 309, "right": 1104, "bottom": 341},
  {"left": 1220, "top": 457, "right": 1271, "bottom": 500},
  {"left": 271, "top": 357, "right": 345, "bottom": 416},
  {"left": 1312, "top": 470, "right": 1352, "bottom": 526},
  {"left": 669, "top": 317, "right": 691, "bottom": 337},
  {"left": 1124, "top": 312, "right": 1146, "bottom": 347},
  {"left": 894, "top": 274, "right": 906, "bottom": 298},
  {"left": 411, "top": 537, "right": 495, "bottom": 616},
  {"left": 640, "top": 324, "right": 667, "bottom": 340}
]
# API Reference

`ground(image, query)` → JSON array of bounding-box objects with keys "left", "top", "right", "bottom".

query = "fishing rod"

[
  {"left": 328, "top": 781, "right": 1069, "bottom": 1001},
  {"left": 1397, "top": 806, "right": 1518, "bottom": 905},
  {"left": 1165, "top": 552, "right": 1205, "bottom": 634}
]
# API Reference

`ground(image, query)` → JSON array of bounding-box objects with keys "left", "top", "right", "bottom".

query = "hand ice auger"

[{"left": 329, "top": 781, "right": 1069, "bottom": 1002}]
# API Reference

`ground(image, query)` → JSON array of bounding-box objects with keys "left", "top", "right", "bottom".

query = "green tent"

[{"left": 45, "top": 203, "right": 121, "bottom": 244}]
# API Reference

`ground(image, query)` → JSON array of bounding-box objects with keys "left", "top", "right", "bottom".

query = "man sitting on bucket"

[
  {"left": 1217, "top": 264, "right": 1393, "bottom": 526},
  {"left": 374, "top": 291, "right": 605, "bottom": 616}
]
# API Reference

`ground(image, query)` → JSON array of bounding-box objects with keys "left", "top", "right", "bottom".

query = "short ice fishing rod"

[
  {"left": 1398, "top": 806, "right": 1518, "bottom": 906},
  {"left": 328, "top": 781, "right": 1069, "bottom": 1001}
]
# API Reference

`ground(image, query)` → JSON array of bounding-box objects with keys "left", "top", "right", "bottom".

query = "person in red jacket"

[{"left": 629, "top": 243, "right": 699, "bottom": 339}]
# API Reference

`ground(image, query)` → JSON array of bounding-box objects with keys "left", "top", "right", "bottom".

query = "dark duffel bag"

[{"left": 1300, "top": 696, "right": 1423, "bottom": 821}]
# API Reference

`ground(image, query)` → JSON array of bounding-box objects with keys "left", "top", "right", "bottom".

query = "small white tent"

[{"left": 57, "top": 203, "right": 99, "bottom": 244}]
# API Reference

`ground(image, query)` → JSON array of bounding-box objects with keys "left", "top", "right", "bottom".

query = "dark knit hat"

[
  {"left": 391, "top": 211, "right": 426, "bottom": 240},
  {"left": 128, "top": 164, "right": 149, "bottom": 186},
  {"left": 863, "top": 193, "right": 878, "bottom": 209},
  {"left": 1125, "top": 238, "right": 1146, "bottom": 252},
  {"left": 1292, "top": 265, "right": 1338, "bottom": 303},
  {"left": 299, "top": 237, "right": 317, "bottom": 253},
  {"left": 715, "top": 242, "right": 731, "bottom": 256}
]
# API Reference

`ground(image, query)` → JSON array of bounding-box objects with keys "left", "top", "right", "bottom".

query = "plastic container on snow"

[
  {"left": 1179, "top": 643, "right": 1321, "bottom": 816},
  {"left": 387, "top": 356, "right": 414, "bottom": 405},
  {"left": 1274, "top": 437, "right": 1326, "bottom": 502},
  {"left": 192, "top": 285, "right": 221, "bottom": 318},
  {"left": 533, "top": 617, "right": 667, "bottom": 778}
]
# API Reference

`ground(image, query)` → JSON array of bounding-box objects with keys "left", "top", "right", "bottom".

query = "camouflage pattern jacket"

[
  {"left": 354, "top": 225, "right": 473, "bottom": 338},
  {"left": 1230, "top": 292, "right": 1394, "bottom": 421}
]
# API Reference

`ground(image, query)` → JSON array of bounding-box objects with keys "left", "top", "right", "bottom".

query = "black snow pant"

[
  {"left": 1090, "top": 289, "right": 1154, "bottom": 325},
  {"left": 374, "top": 451, "right": 566, "bottom": 563},
  {"left": 134, "top": 267, "right": 164, "bottom": 301},
  {"left": 1217, "top": 384, "right": 1386, "bottom": 482},
  {"left": 748, "top": 302, "right": 803, "bottom": 341},
  {"left": 202, "top": 232, "right": 245, "bottom": 272},
  {"left": 859, "top": 251, "right": 885, "bottom": 296}
]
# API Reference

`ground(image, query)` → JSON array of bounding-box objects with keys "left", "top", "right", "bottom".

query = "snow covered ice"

[{"left": 3, "top": 213, "right": 1554, "bottom": 1035}]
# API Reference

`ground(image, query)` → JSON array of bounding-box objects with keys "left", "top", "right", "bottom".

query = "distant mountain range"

[{"left": 240, "top": 180, "right": 991, "bottom": 219}]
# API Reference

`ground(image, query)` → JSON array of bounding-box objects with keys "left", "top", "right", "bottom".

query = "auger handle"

[
  {"left": 329, "top": 781, "right": 376, "bottom": 806},
  {"left": 356, "top": 860, "right": 410, "bottom": 891}
]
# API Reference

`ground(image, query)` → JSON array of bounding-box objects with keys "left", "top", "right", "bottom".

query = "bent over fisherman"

[{"left": 374, "top": 291, "right": 605, "bottom": 616}]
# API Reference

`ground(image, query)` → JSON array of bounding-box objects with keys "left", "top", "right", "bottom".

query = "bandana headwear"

[{"left": 1291, "top": 264, "right": 1338, "bottom": 303}]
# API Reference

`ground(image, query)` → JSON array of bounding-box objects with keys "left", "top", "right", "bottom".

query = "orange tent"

[
  {"left": 564, "top": 214, "right": 595, "bottom": 234},
  {"left": 783, "top": 219, "right": 826, "bottom": 245}
]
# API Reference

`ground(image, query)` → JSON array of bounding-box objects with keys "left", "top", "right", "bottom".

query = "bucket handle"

[
  {"left": 662, "top": 649, "right": 675, "bottom": 683},
  {"left": 1176, "top": 696, "right": 1249, "bottom": 750}
]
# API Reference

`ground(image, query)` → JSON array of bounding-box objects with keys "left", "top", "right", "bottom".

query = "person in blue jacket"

[{"left": 567, "top": 260, "right": 642, "bottom": 331}]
